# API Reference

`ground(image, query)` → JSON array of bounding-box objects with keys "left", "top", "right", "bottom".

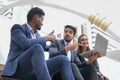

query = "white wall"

[{"left": 0, "top": 16, "right": 15, "bottom": 64}]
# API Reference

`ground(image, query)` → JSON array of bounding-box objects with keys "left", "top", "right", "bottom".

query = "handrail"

[
  {"left": 91, "top": 26, "right": 120, "bottom": 43},
  {"left": 91, "top": 26, "right": 120, "bottom": 50}
]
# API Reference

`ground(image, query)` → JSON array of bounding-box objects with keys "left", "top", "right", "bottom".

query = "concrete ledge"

[
  {"left": 0, "top": 64, "right": 4, "bottom": 71},
  {"left": 0, "top": 77, "right": 16, "bottom": 80},
  {"left": 0, "top": 64, "right": 4, "bottom": 77},
  {"left": 0, "top": 64, "right": 17, "bottom": 80}
]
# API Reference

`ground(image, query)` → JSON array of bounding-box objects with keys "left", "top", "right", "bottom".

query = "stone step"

[
  {"left": 0, "top": 64, "right": 4, "bottom": 77},
  {"left": 0, "top": 64, "right": 17, "bottom": 80},
  {"left": 0, "top": 64, "right": 4, "bottom": 71},
  {"left": 0, "top": 77, "right": 16, "bottom": 80}
]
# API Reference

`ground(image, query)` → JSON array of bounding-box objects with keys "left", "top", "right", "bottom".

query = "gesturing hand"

[
  {"left": 65, "top": 43, "right": 79, "bottom": 53},
  {"left": 45, "top": 30, "right": 56, "bottom": 42}
]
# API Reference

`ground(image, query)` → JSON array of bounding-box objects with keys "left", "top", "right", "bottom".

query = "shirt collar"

[
  {"left": 64, "top": 40, "right": 73, "bottom": 46},
  {"left": 27, "top": 23, "right": 37, "bottom": 33},
  {"left": 27, "top": 23, "right": 33, "bottom": 31}
]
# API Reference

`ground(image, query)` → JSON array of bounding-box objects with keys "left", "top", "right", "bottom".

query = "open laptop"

[{"left": 80, "top": 33, "right": 108, "bottom": 58}]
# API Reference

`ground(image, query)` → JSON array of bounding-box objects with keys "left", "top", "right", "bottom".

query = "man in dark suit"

[
  {"left": 1, "top": 7, "right": 75, "bottom": 80},
  {"left": 49, "top": 25, "right": 84, "bottom": 80}
]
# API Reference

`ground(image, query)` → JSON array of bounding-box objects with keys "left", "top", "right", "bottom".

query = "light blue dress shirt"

[{"left": 27, "top": 24, "right": 38, "bottom": 39}]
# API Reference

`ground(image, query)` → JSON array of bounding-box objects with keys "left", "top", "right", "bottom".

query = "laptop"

[{"left": 80, "top": 33, "right": 108, "bottom": 58}]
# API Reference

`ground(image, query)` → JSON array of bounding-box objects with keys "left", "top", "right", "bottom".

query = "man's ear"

[
  {"left": 33, "top": 15, "right": 38, "bottom": 21},
  {"left": 74, "top": 34, "right": 77, "bottom": 38},
  {"left": 32, "top": 15, "right": 40, "bottom": 24},
  {"left": 34, "top": 15, "right": 40, "bottom": 21}
]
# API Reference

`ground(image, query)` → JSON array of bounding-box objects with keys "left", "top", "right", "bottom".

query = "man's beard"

[
  {"left": 64, "top": 38, "right": 72, "bottom": 42},
  {"left": 35, "top": 25, "right": 41, "bottom": 30}
]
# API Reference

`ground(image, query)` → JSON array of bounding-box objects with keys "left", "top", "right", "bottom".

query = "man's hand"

[
  {"left": 65, "top": 43, "right": 78, "bottom": 53},
  {"left": 45, "top": 30, "right": 56, "bottom": 42}
]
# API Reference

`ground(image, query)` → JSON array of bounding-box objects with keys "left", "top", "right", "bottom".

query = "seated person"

[
  {"left": 75, "top": 34, "right": 109, "bottom": 80},
  {"left": 49, "top": 25, "right": 84, "bottom": 80},
  {"left": 1, "top": 7, "right": 75, "bottom": 80}
]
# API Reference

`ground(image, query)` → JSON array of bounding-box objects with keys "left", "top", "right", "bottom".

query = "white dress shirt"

[{"left": 64, "top": 40, "right": 73, "bottom": 62}]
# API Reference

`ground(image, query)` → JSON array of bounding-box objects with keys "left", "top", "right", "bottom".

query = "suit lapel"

[
  {"left": 23, "top": 24, "right": 41, "bottom": 39},
  {"left": 36, "top": 32, "right": 40, "bottom": 38},
  {"left": 23, "top": 24, "right": 32, "bottom": 38},
  {"left": 71, "top": 51, "right": 74, "bottom": 63},
  {"left": 61, "top": 39, "right": 66, "bottom": 47}
]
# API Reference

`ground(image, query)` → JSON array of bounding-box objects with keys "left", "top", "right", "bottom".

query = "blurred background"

[{"left": 0, "top": 0, "right": 120, "bottom": 80}]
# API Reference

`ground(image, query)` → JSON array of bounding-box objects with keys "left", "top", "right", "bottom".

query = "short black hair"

[
  {"left": 27, "top": 7, "right": 45, "bottom": 22},
  {"left": 64, "top": 25, "right": 77, "bottom": 35}
]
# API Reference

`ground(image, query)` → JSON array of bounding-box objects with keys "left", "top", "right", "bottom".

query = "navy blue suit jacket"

[{"left": 2, "top": 24, "right": 47, "bottom": 77}]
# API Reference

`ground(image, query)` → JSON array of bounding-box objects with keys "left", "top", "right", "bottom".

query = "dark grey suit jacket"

[
  {"left": 49, "top": 39, "right": 82, "bottom": 64},
  {"left": 49, "top": 39, "right": 100, "bottom": 72},
  {"left": 2, "top": 24, "right": 48, "bottom": 77}
]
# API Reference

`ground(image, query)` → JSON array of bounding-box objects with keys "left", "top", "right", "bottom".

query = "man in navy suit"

[{"left": 1, "top": 7, "right": 75, "bottom": 80}]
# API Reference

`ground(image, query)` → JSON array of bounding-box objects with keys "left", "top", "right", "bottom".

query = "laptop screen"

[{"left": 94, "top": 33, "right": 108, "bottom": 56}]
